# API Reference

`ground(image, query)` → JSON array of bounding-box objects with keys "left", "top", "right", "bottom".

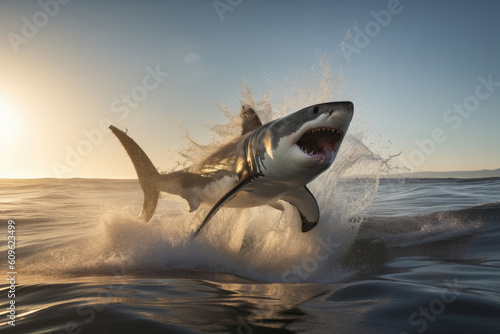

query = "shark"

[{"left": 110, "top": 101, "right": 353, "bottom": 237}]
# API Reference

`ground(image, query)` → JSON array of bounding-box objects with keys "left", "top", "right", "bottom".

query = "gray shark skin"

[{"left": 110, "top": 101, "right": 353, "bottom": 237}]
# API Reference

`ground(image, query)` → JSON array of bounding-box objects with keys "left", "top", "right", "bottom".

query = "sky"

[{"left": 0, "top": 0, "right": 499, "bottom": 179}]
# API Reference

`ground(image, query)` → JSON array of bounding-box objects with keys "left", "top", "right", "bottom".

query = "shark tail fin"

[{"left": 110, "top": 125, "right": 160, "bottom": 222}]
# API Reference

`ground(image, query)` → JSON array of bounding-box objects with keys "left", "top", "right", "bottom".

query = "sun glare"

[
  {"left": 0, "top": 95, "right": 16, "bottom": 140},
  {"left": 0, "top": 94, "right": 24, "bottom": 177}
]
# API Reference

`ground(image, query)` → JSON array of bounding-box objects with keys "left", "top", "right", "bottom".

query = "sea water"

[
  {"left": 0, "top": 177, "right": 499, "bottom": 333},
  {"left": 1, "top": 59, "right": 499, "bottom": 333}
]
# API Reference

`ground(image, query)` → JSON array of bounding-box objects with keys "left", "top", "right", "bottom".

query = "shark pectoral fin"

[
  {"left": 268, "top": 201, "right": 285, "bottom": 211},
  {"left": 194, "top": 177, "right": 252, "bottom": 238},
  {"left": 283, "top": 186, "right": 320, "bottom": 233}
]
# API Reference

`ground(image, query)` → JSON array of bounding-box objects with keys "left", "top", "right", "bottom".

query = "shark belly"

[{"left": 224, "top": 177, "right": 296, "bottom": 208}]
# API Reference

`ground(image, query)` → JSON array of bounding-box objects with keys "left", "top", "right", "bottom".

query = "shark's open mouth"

[{"left": 296, "top": 127, "right": 343, "bottom": 161}]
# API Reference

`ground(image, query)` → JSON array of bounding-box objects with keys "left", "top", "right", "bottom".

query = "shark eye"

[{"left": 313, "top": 106, "right": 319, "bottom": 113}]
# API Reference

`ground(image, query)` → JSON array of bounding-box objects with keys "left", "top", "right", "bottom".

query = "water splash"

[
  {"left": 128, "top": 57, "right": 392, "bottom": 281},
  {"left": 21, "top": 56, "right": 398, "bottom": 283}
]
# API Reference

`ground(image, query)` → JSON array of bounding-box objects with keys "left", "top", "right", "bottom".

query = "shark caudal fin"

[{"left": 110, "top": 125, "right": 160, "bottom": 222}]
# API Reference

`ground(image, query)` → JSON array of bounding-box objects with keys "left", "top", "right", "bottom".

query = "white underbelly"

[
  {"left": 193, "top": 175, "right": 302, "bottom": 209},
  {"left": 225, "top": 177, "right": 297, "bottom": 208}
]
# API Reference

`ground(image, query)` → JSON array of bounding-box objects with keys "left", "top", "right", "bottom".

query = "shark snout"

[
  {"left": 328, "top": 101, "right": 354, "bottom": 125},
  {"left": 344, "top": 101, "right": 354, "bottom": 114},
  {"left": 329, "top": 101, "right": 353, "bottom": 116}
]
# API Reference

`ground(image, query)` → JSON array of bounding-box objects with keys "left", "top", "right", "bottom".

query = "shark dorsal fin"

[{"left": 240, "top": 105, "right": 262, "bottom": 135}]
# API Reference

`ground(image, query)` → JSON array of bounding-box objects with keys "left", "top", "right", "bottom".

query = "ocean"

[{"left": 1, "top": 176, "right": 499, "bottom": 334}]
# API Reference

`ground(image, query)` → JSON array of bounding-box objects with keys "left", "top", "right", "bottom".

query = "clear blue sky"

[{"left": 0, "top": 0, "right": 499, "bottom": 178}]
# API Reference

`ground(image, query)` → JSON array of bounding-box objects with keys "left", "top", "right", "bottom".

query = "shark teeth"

[
  {"left": 296, "top": 127, "right": 343, "bottom": 161},
  {"left": 304, "top": 128, "right": 342, "bottom": 136}
]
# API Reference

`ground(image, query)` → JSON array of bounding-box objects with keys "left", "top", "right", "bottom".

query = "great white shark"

[{"left": 110, "top": 101, "right": 353, "bottom": 237}]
